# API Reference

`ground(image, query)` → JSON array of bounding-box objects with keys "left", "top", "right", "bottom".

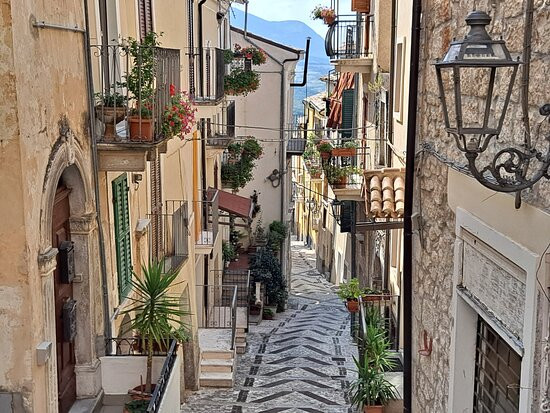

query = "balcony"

[
  {"left": 147, "top": 200, "right": 189, "bottom": 273},
  {"left": 287, "top": 138, "right": 307, "bottom": 156},
  {"left": 90, "top": 43, "right": 181, "bottom": 172},
  {"left": 325, "top": 16, "right": 373, "bottom": 73},
  {"left": 206, "top": 101, "right": 235, "bottom": 149},
  {"left": 322, "top": 142, "right": 368, "bottom": 201},
  {"left": 194, "top": 189, "right": 220, "bottom": 254},
  {"left": 188, "top": 47, "right": 225, "bottom": 105}
]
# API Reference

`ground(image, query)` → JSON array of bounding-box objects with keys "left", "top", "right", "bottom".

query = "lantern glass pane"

[
  {"left": 442, "top": 44, "right": 463, "bottom": 64},
  {"left": 456, "top": 67, "right": 501, "bottom": 134},
  {"left": 463, "top": 42, "right": 508, "bottom": 63},
  {"left": 438, "top": 67, "right": 458, "bottom": 130}
]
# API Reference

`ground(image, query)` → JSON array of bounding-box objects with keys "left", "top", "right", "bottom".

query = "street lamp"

[{"left": 434, "top": 10, "right": 550, "bottom": 196}]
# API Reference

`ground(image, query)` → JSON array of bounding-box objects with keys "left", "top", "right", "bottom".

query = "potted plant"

[
  {"left": 363, "top": 287, "right": 391, "bottom": 302},
  {"left": 221, "top": 139, "right": 263, "bottom": 190},
  {"left": 332, "top": 141, "right": 358, "bottom": 157},
  {"left": 232, "top": 44, "right": 267, "bottom": 65},
  {"left": 349, "top": 320, "right": 398, "bottom": 412},
  {"left": 311, "top": 5, "right": 336, "bottom": 25},
  {"left": 162, "top": 86, "right": 197, "bottom": 139},
  {"left": 123, "top": 32, "right": 160, "bottom": 142},
  {"left": 222, "top": 241, "right": 237, "bottom": 267},
  {"left": 224, "top": 68, "right": 261, "bottom": 96},
  {"left": 317, "top": 140, "right": 333, "bottom": 159},
  {"left": 121, "top": 261, "right": 190, "bottom": 409},
  {"left": 309, "top": 165, "right": 323, "bottom": 179},
  {"left": 123, "top": 399, "right": 148, "bottom": 413},
  {"left": 325, "top": 164, "right": 348, "bottom": 186},
  {"left": 262, "top": 308, "right": 275, "bottom": 320},
  {"left": 336, "top": 279, "right": 363, "bottom": 312},
  {"left": 95, "top": 91, "right": 127, "bottom": 141}
]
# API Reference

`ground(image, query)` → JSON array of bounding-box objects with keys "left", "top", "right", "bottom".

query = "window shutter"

[
  {"left": 112, "top": 174, "right": 132, "bottom": 300},
  {"left": 150, "top": 155, "right": 163, "bottom": 260},
  {"left": 138, "top": 0, "right": 154, "bottom": 40},
  {"left": 341, "top": 89, "right": 355, "bottom": 139}
]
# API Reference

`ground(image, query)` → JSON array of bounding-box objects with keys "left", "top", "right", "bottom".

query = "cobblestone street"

[{"left": 181, "top": 240, "right": 357, "bottom": 412}]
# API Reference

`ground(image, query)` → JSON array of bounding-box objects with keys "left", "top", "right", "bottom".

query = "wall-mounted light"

[
  {"left": 434, "top": 11, "right": 550, "bottom": 199},
  {"left": 132, "top": 173, "right": 143, "bottom": 190}
]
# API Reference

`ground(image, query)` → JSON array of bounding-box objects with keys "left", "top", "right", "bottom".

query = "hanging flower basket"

[{"left": 345, "top": 299, "right": 359, "bottom": 313}]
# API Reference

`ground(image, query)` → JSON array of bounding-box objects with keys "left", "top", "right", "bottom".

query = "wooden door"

[{"left": 53, "top": 186, "right": 76, "bottom": 413}]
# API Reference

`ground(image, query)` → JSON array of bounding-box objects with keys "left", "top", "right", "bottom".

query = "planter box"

[
  {"left": 331, "top": 147, "right": 357, "bottom": 157},
  {"left": 345, "top": 299, "right": 359, "bottom": 313},
  {"left": 352, "top": 0, "right": 370, "bottom": 13},
  {"left": 100, "top": 356, "right": 166, "bottom": 395},
  {"left": 363, "top": 294, "right": 392, "bottom": 302}
]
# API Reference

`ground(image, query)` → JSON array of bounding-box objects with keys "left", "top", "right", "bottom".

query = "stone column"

[
  {"left": 70, "top": 213, "right": 102, "bottom": 398},
  {"left": 38, "top": 247, "right": 59, "bottom": 413}
]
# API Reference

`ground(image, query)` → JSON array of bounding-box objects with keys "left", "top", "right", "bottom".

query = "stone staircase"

[
  {"left": 235, "top": 328, "right": 247, "bottom": 354},
  {"left": 199, "top": 349, "right": 235, "bottom": 388}
]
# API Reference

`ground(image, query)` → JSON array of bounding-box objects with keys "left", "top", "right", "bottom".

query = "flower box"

[{"left": 331, "top": 147, "right": 356, "bottom": 157}]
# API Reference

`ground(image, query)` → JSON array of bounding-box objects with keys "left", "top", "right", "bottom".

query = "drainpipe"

[
  {"left": 403, "top": 0, "right": 422, "bottom": 411},
  {"left": 387, "top": 0, "right": 397, "bottom": 168},
  {"left": 198, "top": 0, "right": 207, "bottom": 97},
  {"left": 83, "top": 0, "right": 112, "bottom": 352}
]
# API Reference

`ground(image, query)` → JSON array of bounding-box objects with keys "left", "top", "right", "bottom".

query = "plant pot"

[
  {"left": 364, "top": 406, "right": 384, "bottom": 413},
  {"left": 96, "top": 106, "right": 126, "bottom": 141},
  {"left": 332, "top": 147, "right": 356, "bottom": 157},
  {"left": 124, "top": 398, "right": 150, "bottom": 413},
  {"left": 129, "top": 116, "right": 154, "bottom": 142},
  {"left": 250, "top": 304, "right": 262, "bottom": 315},
  {"left": 352, "top": 0, "right": 370, "bottom": 13},
  {"left": 363, "top": 294, "right": 391, "bottom": 302},
  {"left": 336, "top": 176, "right": 349, "bottom": 186},
  {"left": 346, "top": 299, "right": 359, "bottom": 313},
  {"left": 320, "top": 151, "right": 331, "bottom": 160},
  {"left": 323, "top": 15, "right": 336, "bottom": 25}
]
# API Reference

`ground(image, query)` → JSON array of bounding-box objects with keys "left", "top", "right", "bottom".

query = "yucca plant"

[{"left": 122, "top": 260, "right": 190, "bottom": 394}]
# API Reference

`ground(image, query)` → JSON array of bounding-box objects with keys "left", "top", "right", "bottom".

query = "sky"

[{"left": 232, "top": 0, "right": 352, "bottom": 37}]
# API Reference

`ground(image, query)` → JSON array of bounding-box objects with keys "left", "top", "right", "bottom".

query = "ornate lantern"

[{"left": 434, "top": 10, "right": 550, "bottom": 196}]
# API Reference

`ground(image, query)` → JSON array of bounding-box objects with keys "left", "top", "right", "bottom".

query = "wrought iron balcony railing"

[
  {"left": 90, "top": 44, "right": 181, "bottom": 145},
  {"left": 147, "top": 200, "right": 189, "bottom": 273},
  {"left": 187, "top": 47, "right": 226, "bottom": 104},
  {"left": 194, "top": 190, "right": 219, "bottom": 247},
  {"left": 325, "top": 15, "right": 373, "bottom": 59},
  {"left": 206, "top": 101, "right": 235, "bottom": 148}
]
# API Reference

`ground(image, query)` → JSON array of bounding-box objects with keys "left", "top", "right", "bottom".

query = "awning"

[
  {"left": 208, "top": 187, "right": 253, "bottom": 220},
  {"left": 327, "top": 72, "right": 355, "bottom": 129},
  {"left": 363, "top": 168, "right": 406, "bottom": 219}
]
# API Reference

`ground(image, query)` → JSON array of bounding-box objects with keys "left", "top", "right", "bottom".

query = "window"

[
  {"left": 393, "top": 38, "right": 405, "bottom": 122},
  {"left": 112, "top": 174, "right": 132, "bottom": 300},
  {"left": 473, "top": 318, "right": 521, "bottom": 412},
  {"left": 138, "top": 0, "right": 154, "bottom": 40}
]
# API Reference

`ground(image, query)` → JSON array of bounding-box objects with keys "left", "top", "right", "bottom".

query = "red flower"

[
  {"left": 170, "top": 121, "right": 175, "bottom": 127},
  {"left": 169, "top": 84, "right": 176, "bottom": 96}
]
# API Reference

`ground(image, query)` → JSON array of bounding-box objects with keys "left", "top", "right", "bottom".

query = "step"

[
  {"left": 201, "top": 350, "right": 234, "bottom": 360},
  {"left": 236, "top": 337, "right": 246, "bottom": 344},
  {"left": 199, "top": 372, "right": 234, "bottom": 388},
  {"left": 236, "top": 345, "right": 246, "bottom": 354},
  {"left": 200, "top": 358, "right": 234, "bottom": 373}
]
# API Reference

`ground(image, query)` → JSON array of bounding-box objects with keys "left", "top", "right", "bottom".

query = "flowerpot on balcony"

[
  {"left": 352, "top": 0, "right": 370, "bottom": 13},
  {"left": 336, "top": 176, "right": 349, "bottom": 186},
  {"left": 364, "top": 406, "right": 383, "bottom": 413},
  {"left": 346, "top": 299, "right": 359, "bottom": 313},
  {"left": 323, "top": 15, "right": 336, "bottom": 25},
  {"left": 129, "top": 116, "right": 154, "bottom": 142},
  {"left": 320, "top": 151, "right": 331, "bottom": 160},
  {"left": 332, "top": 147, "right": 357, "bottom": 157},
  {"left": 96, "top": 106, "right": 126, "bottom": 141}
]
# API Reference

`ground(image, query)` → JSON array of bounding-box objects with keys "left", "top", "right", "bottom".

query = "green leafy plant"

[
  {"left": 308, "top": 165, "right": 323, "bottom": 178},
  {"left": 162, "top": 88, "right": 197, "bottom": 138},
  {"left": 221, "top": 138, "right": 263, "bottom": 190},
  {"left": 303, "top": 133, "right": 321, "bottom": 161},
  {"left": 350, "top": 319, "right": 398, "bottom": 408},
  {"left": 338, "top": 140, "right": 359, "bottom": 149},
  {"left": 262, "top": 308, "right": 275, "bottom": 319},
  {"left": 96, "top": 91, "right": 127, "bottom": 107},
  {"left": 222, "top": 241, "right": 237, "bottom": 262},
  {"left": 311, "top": 5, "right": 336, "bottom": 21},
  {"left": 336, "top": 278, "right": 363, "bottom": 300},
  {"left": 250, "top": 247, "right": 287, "bottom": 311},
  {"left": 123, "top": 32, "right": 162, "bottom": 107},
  {"left": 317, "top": 139, "right": 333, "bottom": 153},
  {"left": 267, "top": 221, "right": 287, "bottom": 252},
  {"left": 232, "top": 44, "right": 268, "bottom": 65},
  {"left": 124, "top": 399, "right": 149, "bottom": 413},
  {"left": 224, "top": 68, "right": 261, "bottom": 96},
  {"left": 121, "top": 261, "right": 190, "bottom": 394}
]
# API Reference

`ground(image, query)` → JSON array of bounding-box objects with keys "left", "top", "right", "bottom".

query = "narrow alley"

[{"left": 181, "top": 240, "right": 357, "bottom": 413}]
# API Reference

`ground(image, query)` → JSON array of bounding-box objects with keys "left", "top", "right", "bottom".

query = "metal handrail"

[
  {"left": 230, "top": 286, "right": 238, "bottom": 351},
  {"left": 147, "top": 339, "right": 178, "bottom": 413},
  {"left": 246, "top": 270, "right": 251, "bottom": 331}
]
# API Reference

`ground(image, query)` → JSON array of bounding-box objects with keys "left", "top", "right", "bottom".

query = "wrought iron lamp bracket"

[{"left": 457, "top": 105, "right": 550, "bottom": 195}]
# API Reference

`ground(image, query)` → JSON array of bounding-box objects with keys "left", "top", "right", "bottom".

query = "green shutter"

[
  {"left": 112, "top": 174, "right": 132, "bottom": 300},
  {"left": 341, "top": 89, "right": 355, "bottom": 139}
]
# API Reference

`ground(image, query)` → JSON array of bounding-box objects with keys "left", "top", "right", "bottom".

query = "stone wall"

[{"left": 414, "top": 0, "right": 550, "bottom": 411}]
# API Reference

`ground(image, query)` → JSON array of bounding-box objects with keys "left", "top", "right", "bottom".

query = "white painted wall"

[
  {"left": 100, "top": 356, "right": 165, "bottom": 395},
  {"left": 157, "top": 353, "right": 181, "bottom": 413}
]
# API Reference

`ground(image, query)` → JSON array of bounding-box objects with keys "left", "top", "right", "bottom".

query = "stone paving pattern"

[{"left": 181, "top": 241, "right": 357, "bottom": 412}]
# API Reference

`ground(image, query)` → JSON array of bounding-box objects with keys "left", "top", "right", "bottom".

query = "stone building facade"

[{"left": 413, "top": 0, "right": 550, "bottom": 411}]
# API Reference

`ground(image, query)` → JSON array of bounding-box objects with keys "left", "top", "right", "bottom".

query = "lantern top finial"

[{"left": 465, "top": 11, "right": 492, "bottom": 42}]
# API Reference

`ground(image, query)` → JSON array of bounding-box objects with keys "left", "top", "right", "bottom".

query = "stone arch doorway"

[{"left": 39, "top": 142, "right": 102, "bottom": 412}]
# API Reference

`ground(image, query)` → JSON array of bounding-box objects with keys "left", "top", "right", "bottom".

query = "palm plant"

[{"left": 122, "top": 261, "right": 190, "bottom": 394}]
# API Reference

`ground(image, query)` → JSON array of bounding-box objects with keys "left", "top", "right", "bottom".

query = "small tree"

[
  {"left": 250, "top": 247, "right": 287, "bottom": 311},
  {"left": 122, "top": 261, "right": 189, "bottom": 394}
]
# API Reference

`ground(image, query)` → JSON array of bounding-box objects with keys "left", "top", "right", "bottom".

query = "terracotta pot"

[
  {"left": 336, "top": 176, "right": 349, "bottom": 186},
  {"left": 332, "top": 147, "right": 356, "bottom": 157},
  {"left": 364, "top": 406, "right": 383, "bottom": 413},
  {"left": 352, "top": 0, "right": 371, "bottom": 13},
  {"left": 323, "top": 15, "right": 336, "bottom": 25},
  {"left": 346, "top": 299, "right": 359, "bottom": 313},
  {"left": 96, "top": 106, "right": 126, "bottom": 141},
  {"left": 128, "top": 116, "right": 154, "bottom": 142},
  {"left": 363, "top": 294, "right": 391, "bottom": 302},
  {"left": 250, "top": 304, "right": 262, "bottom": 315},
  {"left": 320, "top": 151, "right": 331, "bottom": 159}
]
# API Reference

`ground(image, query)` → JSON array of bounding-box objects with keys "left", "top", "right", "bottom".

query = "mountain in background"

[{"left": 230, "top": 8, "right": 331, "bottom": 117}]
